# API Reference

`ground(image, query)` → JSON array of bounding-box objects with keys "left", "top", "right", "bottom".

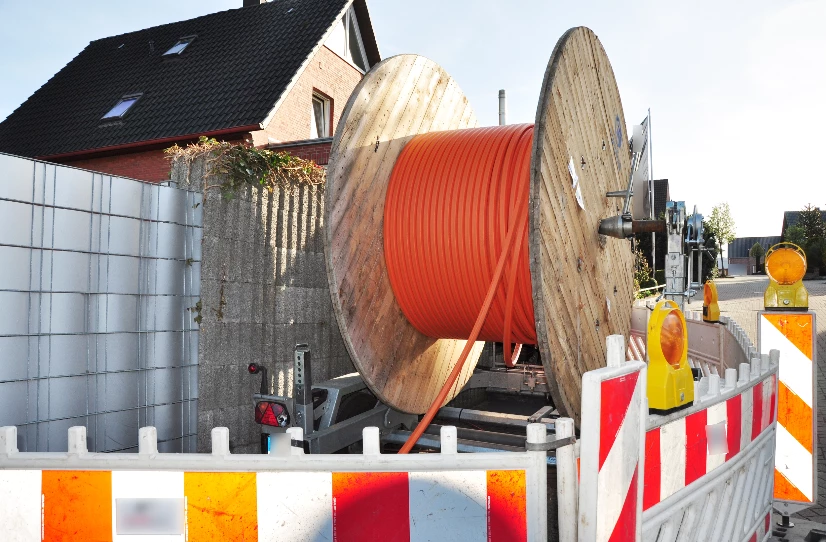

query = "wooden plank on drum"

[{"left": 529, "top": 27, "right": 634, "bottom": 424}]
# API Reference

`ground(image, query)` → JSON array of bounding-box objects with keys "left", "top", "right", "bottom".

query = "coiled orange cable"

[{"left": 384, "top": 124, "right": 538, "bottom": 453}]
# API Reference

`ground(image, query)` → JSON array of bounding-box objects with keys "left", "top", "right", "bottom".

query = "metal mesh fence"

[{"left": 0, "top": 153, "right": 201, "bottom": 452}]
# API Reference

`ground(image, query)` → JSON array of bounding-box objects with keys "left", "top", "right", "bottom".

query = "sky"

[{"left": 1, "top": 0, "right": 824, "bottom": 238}]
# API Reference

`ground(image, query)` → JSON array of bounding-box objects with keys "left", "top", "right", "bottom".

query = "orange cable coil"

[{"left": 384, "top": 124, "right": 538, "bottom": 368}]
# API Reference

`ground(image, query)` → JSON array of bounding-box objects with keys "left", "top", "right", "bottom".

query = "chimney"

[{"left": 243, "top": 0, "right": 267, "bottom": 6}]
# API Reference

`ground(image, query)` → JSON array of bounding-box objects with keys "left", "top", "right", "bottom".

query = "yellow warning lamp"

[
  {"left": 702, "top": 280, "right": 720, "bottom": 323},
  {"left": 764, "top": 243, "right": 808, "bottom": 310},
  {"left": 647, "top": 300, "right": 694, "bottom": 413}
]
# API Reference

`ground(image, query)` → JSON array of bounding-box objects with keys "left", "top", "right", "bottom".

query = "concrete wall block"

[
  {"left": 248, "top": 323, "right": 266, "bottom": 366},
  {"left": 199, "top": 237, "right": 222, "bottom": 281},
  {"left": 221, "top": 282, "right": 243, "bottom": 323},
  {"left": 251, "top": 285, "right": 264, "bottom": 325},
  {"left": 271, "top": 321, "right": 294, "bottom": 355},
  {"left": 201, "top": 197, "right": 224, "bottom": 237},
  {"left": 199, "top": 277, "right": 223, "bottom": 323},
  {"left": 194, "top": 148, "right": 355, "bottom": 448},
  {"left": 330, "top": 325, "right": 348, "bottom": 358}
]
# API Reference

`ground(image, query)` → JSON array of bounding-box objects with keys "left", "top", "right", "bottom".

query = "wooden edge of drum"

[
  {"left": 324, "top": 54, "right": 483, "bottom": 414},
  {"left": 529, "top": 27, "right": 637, "bottom": 425}
]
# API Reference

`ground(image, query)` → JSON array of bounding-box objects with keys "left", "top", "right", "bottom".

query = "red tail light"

[{"left": 255, "top": 401, "right": 290, "bottom": 427}]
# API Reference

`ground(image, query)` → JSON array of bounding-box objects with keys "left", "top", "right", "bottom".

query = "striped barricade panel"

[
  {"left": 0, "top": 468, "right": 528, "bottom": 542},
  {"left": 578, "top": 359, "right": 647, "bottom": 542},
  {"left": 0, "top": 424, "right": 549, "bottom": 542},
  {"left": 758, "top": 311, "right": 816, "bottom": 514},
  {"left": 641, "top": 356, "right": 778, "bottom": 542}
]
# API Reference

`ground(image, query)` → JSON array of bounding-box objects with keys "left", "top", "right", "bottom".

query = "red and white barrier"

[
  {"left": 641, "top": 351, "right": 778, "bottom": 542},
  {"left": 578, "top": 335, "right": 646, "bottom": 542},
  {"left": 0, "top": 424, "right": 550, "bottom": 542},
  {"left": 759, "top": 311, "right": 817, "bottom": 514},
  {"left": 643, "top": 364, "right": 776, "bottom": 509}
]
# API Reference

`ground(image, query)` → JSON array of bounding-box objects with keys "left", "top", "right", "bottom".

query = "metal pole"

[
  {"left": 498, "top": 89, "right": 507, "bottom": 126},
  {"left": 649, "top": 108, "right": 656, "bottom": 278},
  {"left": 294, "top": 344, "right": 313, "bottom": 437}
]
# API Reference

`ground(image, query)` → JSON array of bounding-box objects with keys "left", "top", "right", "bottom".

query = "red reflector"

[{"left": 255, "top": 401, "right": 288, "bottom": 427}]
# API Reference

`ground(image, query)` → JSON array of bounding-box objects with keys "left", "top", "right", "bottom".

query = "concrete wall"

[{"left": 171, "top": 156, "right": 353, "bottom": 454}]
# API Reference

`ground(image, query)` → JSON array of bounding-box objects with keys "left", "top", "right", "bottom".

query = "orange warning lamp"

[
  {"left": 764, "top": 243, "right": 808, "bottom": 310},
  {"left": 647, "top": 300, "right": 694, "bottom": 413},
  {"left": 703, "top": 280, "right": 720, "bottom": 323}
]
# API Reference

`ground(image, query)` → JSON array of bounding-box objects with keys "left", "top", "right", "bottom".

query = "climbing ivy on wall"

[{"left": 166, "top": 136, "right": 325, "bottom": 200}]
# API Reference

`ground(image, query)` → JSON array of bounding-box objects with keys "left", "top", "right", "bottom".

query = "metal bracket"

[
  {"left": 528, "top": 405, "right": 554, "bottom": 423},
  {"left": 525, "top": 435, "right": 576, "bottom": 452},
  {"left": 291, "top": 438, "right": 310, "bottom": 454}
]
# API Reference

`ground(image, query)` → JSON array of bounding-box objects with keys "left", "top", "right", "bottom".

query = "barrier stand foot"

[{"left": 777, "top": 514, "right": 794, "bottom": 529}]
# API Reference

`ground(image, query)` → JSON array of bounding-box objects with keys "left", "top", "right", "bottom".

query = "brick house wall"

[
  {"left": 268, "top": 138, "right": 333, "bottom": 166},
  {"left": 60, "top": 147, "right": 174, "bottom": 183},
  {"left": 251, "top": 45, "right": 362, "bottom": 146}
]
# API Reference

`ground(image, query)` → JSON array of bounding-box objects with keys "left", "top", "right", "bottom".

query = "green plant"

[
  {"left": 702, "top": 220, "right": 719, "bottom": 282},
  {"left": 633, "top": 248, "right": 656, "bottom": 298},
  {"left": 166, "top": 136, "right": 325, "bottom": 199},
  {"left": 805, "top": 237, "right": 826, "bottom": 275},
  {"left": 784, "top": 224, "right": 806, "bottom": 246},
  {"left": 784, "top": 205, "right": 826, "bottom": 275},
  {"left": 188, "top": 299, "right": 203, "bottom": 325},
  {"left": 798, "top": 204, "right": 825, "bottom": 241},
  {"left": 706, "top": 203, "right": 736, "bottom": 276}
]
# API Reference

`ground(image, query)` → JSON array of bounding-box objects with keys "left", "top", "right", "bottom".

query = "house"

[
  {"left": 781, "top": 210, "right": 826, "bottom": 238},
  {"left": 727, "top": 236, "right": 781, "bottom": 276},
  {"left": 0, "top": 0, "right": 380, "bottom": 182}
]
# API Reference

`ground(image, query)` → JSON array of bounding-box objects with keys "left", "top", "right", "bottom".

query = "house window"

[
  {"left": 102, "top": 94, "right": 141, "bottom": 119},
  {"left": 163, "top": 36, "right": 196, "bottom": 56},
  {"left": 310, "top": 93, "right": 331, "bottom": 138},
  {"left": 324, "top": 7, "right": 369, "bottom": 72}
]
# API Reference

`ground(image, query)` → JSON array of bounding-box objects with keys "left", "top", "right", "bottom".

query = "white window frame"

[
  {"left": 101, "top": 93, "right": 142, "bottom": 120},
  {"left": 311, "top": 92, "right": 331, "bottom": 139},
  {"left": 163, "top": 35, "right": 197, "bottom": 56}
]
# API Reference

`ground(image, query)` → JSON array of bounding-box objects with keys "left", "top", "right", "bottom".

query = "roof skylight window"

[
  {"left": 102, "top": 94, "right": 141, "bottom": 120},
  {"left": 163, "top": 36, "right": 196, "bottom": 56}
]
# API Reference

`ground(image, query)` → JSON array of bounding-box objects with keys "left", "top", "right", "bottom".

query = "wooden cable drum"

[{"left": 324, "top": 27, "right": 635, "bottom": 425}]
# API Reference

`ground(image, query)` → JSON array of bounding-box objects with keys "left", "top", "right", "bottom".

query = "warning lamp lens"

[
  {"left": 703, "top": 283, "right": 712, "bottom": 305},
  {"left": 766, "top": 247, "right": 806, "bottom": 285},
  {"left": 659, "top": 310, "right": 685, "bottom": 368},
  {"left": 248, "top": 363, "right": 259, "bottom": 374},
  {"left": 255, "top": 401, "right": 289, "bottom": 427}
]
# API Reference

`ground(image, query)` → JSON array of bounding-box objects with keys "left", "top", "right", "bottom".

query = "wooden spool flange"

[{"left": 325, "top": 27, "right": 635, "bottom": 424}]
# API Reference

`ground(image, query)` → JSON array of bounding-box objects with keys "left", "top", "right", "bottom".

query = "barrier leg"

[{"left": 556, "top": 418, "right": 578, "bottom": 541}]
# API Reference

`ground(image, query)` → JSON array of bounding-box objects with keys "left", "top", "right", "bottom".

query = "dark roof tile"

[{"left": 0, "top": 0, "right": 360, "bottom": 158}]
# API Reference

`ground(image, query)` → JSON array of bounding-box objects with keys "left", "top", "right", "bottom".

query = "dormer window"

[
  {"left": 163, "top": 36, "right": 196, "bottom": 56},
  {"left": 101, "top": 94, "right": 142, "bottom": 120},
  {"left": 324, "top": 7, "right": 369, "bottom": 72}
]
